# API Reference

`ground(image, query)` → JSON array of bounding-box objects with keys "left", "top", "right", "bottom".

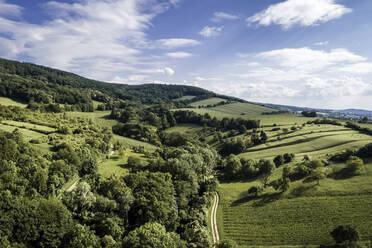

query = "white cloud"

[
  {"left": 211, "top": 12, "right": 240, "bottom": 22},
  {"left": 305, "top": 76, "right": 370, "bottom": 97},
  {"left": 195, "top": 76, "right": 222, "bottom": 81},
  {"left": 0, "top": 0, "right": 22, "bottom": 17},
  {"left": 258, "top": 47, "right": 366, "bottom": 71},
  {"left": 215, "top": 46, "right": 372, "bottom": 106},
  {"left": 169, "top": 0, "right": 182, "bottom": 6},
  {"left": 111, "top": 74, "right": 148, "bottom": 84},
  {"left": 233, "top": 67, "right": 311, "bottom": 82},
  {"left": 163, "top": 67, "right": 175, "bottom": 75},
  {"left": 166, "top": 52, "right": 193, "bottom": 58},
  {"left": 314, "top": 41, "right": 329, "bottom": 46},
  {"left": 0, "top": 0, "right": 184, "bottom": 81},
  {"left": 247, "top": 0, "right": 352, "bottom": 29},
  {"left": 156, "top": 38, "right": 200, "bottom": 49},
  {"left": 235, "top": 62, "right": 261, "bottom": 67},
  {"left": 199, "top": 26, "right": 223, "bottom": 37},
  {"left": 337, "top": 63, "right": 372, "bottom": 74}
]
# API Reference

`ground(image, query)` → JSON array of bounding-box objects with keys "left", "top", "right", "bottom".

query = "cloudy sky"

[{"left": 1, "top": 0, "right": 372, "bottom": 110}]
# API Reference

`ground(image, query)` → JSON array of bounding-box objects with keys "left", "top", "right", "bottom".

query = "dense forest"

[
  {"left": 0, "top": 58, "right": 236, "bottom": 247},
  {"left": 0, "top": 58, "right": 242, "bottom": 107}
]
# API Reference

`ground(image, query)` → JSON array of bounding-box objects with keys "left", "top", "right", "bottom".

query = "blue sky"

[{"left": 1, "top": 0, "right": 372, "bottom": 109}]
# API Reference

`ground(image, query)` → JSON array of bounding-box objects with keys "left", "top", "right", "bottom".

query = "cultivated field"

[
  {"left": 240, "top": 125, "right": 371, "bottom": 160},
  {"left": 197, "top": 101, "right": 372, "bottom": 247},
  {"left": 218, "top": 161, "right": 372, "bottom": 247},
  {"left": 179, "top": 102, "right": 314, "bottom": 126}
]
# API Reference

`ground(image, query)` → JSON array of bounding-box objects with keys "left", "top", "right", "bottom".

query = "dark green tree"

[{"left": 122, "top": 222, "right": 186, "bottom": 248}]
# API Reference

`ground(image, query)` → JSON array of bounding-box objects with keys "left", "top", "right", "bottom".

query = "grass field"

[
  {"left": 164, "top": 123, "right": 204, "bottom": 134},
  {"left": 0, "top": 96, "right": 27, "bottom": 108},
  {"left": 0, "top": 123, "right": 47, "bottom": 139},
  {"left": 189, "top": 97, "right": 227, "bottom": 107},
  {"left": 2, "top": 120, "right": 56, "bottom": 133},
  {"left": 92, "top": 100, "right": 104, "bottom": 109},
  {"left": 174, "top": 95, "right": 196, "bottom": 101},
  {"left": 113, "top": 134, "right": 157, "bottom": 151},
  {"left": 178, "top": 103, "right": 315, "bottom": 126},
  {"left": 218, "top": 161, "right": 372, "bottom": 247},
  {"left": 98, "top": 150, "right": 146, "bottom": 177},
  {"left": 65, "top": 111, "right": 118, "bottom": 128}
]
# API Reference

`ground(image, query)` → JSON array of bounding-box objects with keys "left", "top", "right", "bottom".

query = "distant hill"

[
  {"left": 0, "top": 58, "right": 241, "bottom": 107},
  {"left": 262, "top": 102, "right": 372, "bottom": 120}
]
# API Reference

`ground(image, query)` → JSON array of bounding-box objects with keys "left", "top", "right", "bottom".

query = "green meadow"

[
  {"left": 0, "top": 96, "right": 27, "bottom": 108},
  {"left": 189, "top": 97, "right": 227, "bottom": 107}
]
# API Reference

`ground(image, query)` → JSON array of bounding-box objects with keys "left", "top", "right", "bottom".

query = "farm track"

[{"left": 211, "top": 192, "right": 220, "bottom": 244}]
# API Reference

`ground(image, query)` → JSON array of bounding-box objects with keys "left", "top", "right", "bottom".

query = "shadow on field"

[
  {"left": 290, "top": 184, "right": 317, "bottom": 197},
  {"left": 230, "top": 195, "right": 256, "bottom": 206},
  {"left": 253, "top": 192, "right": 282, "bottom": 207},
  {"left": 230, "top": 192, "right": 282, "bottom": 207},
  {"left": 327, "top": 168, "right": 356, "bottom": 180}
]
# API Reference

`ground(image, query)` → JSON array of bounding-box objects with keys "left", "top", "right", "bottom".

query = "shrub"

[
  {"left": 346, "top": 156, "right": 364, "bottom": 175},
  {"left": 331, "top": 225, "right": 359, "bottom": 244}
]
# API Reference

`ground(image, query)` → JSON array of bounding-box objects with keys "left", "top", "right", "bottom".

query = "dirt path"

[
  {"left": 109, "top": 143, "right": 114, "bottom": 156},
  {"left": 211, "top": 192, "right": 220, "bottom": 244},
  {"left": 66, "top": 179, "right": 79, "bottom": 192}
]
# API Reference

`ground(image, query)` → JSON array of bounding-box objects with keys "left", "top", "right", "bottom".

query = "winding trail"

[{"left": 211, "top": 192, "right": 220, "bottom": 244}]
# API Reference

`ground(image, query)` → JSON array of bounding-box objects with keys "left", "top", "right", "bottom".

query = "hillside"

[
  {"left": 0, "top": 58, "right": 242, "bottom": 107},
  {"left": 0, "top": 58, "right": 372, "bottom": 248}
]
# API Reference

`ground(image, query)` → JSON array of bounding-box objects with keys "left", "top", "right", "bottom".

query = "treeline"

[
  {"left": 330, "top": 143, "right": 372, "bottom": 162},
  {"left": 307, "top": 119, "right": 372, "bottom": 136},
  {"left": 301, "top": 111, "right": 317, "bottom": 117},
  {"left": 111, "top": 107, "right": 260, "bottom": 145},
  {"left": 262, "top": 110, "right": 289, "bottom": 115},
  {"left": 345, "top": 121, "right": 372, "bottom": 136},
  {"left": 222, "top": 155, "right": 274, "bottom": 180},
  {"left": 307, "top": 118, "right": 342, "bottom": 126},
  {"left": 173, "top": 111, "right": 260, "bottom": 131},
  {"left": 192, "top": 100, "right": 234, "bottom": 109},
  {"left": 219, "top": 131, "right": 267, "bottom": 156}
]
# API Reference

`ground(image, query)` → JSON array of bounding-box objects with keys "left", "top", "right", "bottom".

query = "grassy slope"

[
  {"left": 174, "top": 95, "right": 196, "bottom": 101},
  {"left": 179, "top": 103, "right": 314, "bottom": 126},
  {"left": 2, "top": 120, "right": 56, "bottom": 132},
  {"left": 187, "top": 102, "right": 372, "bottom": 247},
  {"left": 219, "top": 162, "right": 372, "bottom": 247},
  {"left": 164, "top": 124, "right": 204, "bottom": 134},
  {"left": 189, "top": 97, "right": 227, "bottom": 107},
  {"left": 0, "top": 96, "right": 27, "bottom": 108},
  {"left": 98, "top": 149, "right": 148, "bottom": 178},
  {"left": 239, "top": 128, "right": 371, "bottom": 160},
  {"left": 0, "top": 123, "right": 47, "bottom": 139}
]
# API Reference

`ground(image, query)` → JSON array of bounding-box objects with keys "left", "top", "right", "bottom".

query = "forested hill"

[{"left": 0, "top": 58, "right": 242, "bottom": 107}]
